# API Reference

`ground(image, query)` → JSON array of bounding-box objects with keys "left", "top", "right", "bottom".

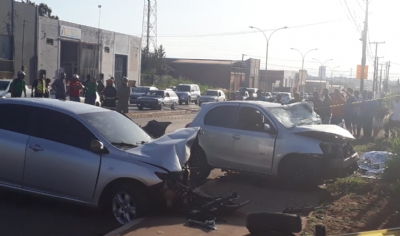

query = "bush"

[{"left": 327, "top": 177, "right": 372, "bottom": 194}]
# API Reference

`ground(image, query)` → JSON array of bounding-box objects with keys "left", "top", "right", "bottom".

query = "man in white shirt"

[{"left": 384, "top": 96, "right": 400, "bottom": 138}]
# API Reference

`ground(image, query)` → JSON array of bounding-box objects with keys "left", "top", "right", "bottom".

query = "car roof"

[
  {"left": 203, "top": 100, "right": 283, "bottom": 108},
  {"left": 0, "top": 98, "right": 108, "bottom": 114}
]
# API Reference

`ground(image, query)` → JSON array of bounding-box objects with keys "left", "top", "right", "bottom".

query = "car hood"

[
  {"left": 175, "top": 91, "right": 190, "bottom": 96},
  {"left": 293, "top": 125, "right": 355, "bottom": 141},
  {"left": 127, "top": 127, "right": 199, "bottom": 172}
]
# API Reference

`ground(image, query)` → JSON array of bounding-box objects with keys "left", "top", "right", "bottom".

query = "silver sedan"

[{"left": 0, "top": 98, "right": 197, "bottom": 224}]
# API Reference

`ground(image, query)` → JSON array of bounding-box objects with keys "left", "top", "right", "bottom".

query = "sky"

[{"left": 29, "top": 0, "right": 400, "bottom": 79}]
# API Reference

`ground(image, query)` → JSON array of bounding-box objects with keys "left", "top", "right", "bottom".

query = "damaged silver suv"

[{"left": 187, "top": 101, "right": 359, "bottom": 189}]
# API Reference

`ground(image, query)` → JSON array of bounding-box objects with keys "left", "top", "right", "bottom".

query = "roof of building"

[{"left": 0, "top": 98, "right": 106, "bottom": 114}]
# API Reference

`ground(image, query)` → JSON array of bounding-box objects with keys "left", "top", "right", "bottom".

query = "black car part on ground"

[
  {"left": 158, "top": 166, "right": 250, "bottom": 230},
  {"left": 246, "top": 212, "right": 302, "bottom": 235},
  {"left": 141, "top": 120, "right": 172, "bottom": 139}
]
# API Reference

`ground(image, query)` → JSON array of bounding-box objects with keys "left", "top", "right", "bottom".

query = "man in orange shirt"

[{"left": 330, "top": 89, "right": 346, "bottom": 125}]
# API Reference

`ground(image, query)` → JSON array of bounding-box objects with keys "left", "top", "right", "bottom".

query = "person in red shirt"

[
  {"left": 69, "top": 74, "right": 83, "bottom": 102},
  {"left": 330, "top": 89, "right": 346, "bottom": 125}
]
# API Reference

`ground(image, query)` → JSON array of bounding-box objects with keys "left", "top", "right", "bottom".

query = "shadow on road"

[{"left": 0, "top": 189, "right": 120, "bottom": 236}]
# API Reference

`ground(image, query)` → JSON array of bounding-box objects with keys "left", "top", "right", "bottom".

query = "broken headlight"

[{"left": 320, "top": 142, "right": 344, "bottom": 159}]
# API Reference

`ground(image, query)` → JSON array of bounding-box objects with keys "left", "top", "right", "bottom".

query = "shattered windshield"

[{"left": 265, "top": 102, "right": 321, "bottom": 129}]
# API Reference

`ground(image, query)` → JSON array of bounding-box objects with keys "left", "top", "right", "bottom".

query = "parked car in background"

[
  {"left": 235, "top": 91, "right": 249, "bottom": 100},
  {"left": 239, "top": 87, "right": 258, "bottom": 98},
  {"left": 0, "top": 79, "right": 31, "bottom": 98},
  {"left": 175, "top": 84, "right": 201, "bottom": 105},
  {"left": 301, "top": 93, "right": 308, "bottom": 100},
  {"left": 198, "top": 89, "right": 226, "bottom": 106},
  {"left": 49, "top": 90, "right": 102, "bottom": 106},
  {"left": 271, "top": 92, "right": 279, "bottom": 101},
  {"left": 0, "top": 98, "right": 198, "bottom": 225},
  {"left": 279, "top": 92, "right": 292, "bottom": 104},
  {"left": 136, "top": 90, "right": 178, "bottom": 110},
  {"left": 262, "top": 92, "right": 272, "bottom": 100},
  {"left": 307, "top": 93, "right": 314, "bottom": 100},
  {"left": 186, "top": 101, "right": 358, "bottom": 189},
  {"left": 130, "top": 86, "right": 158, "bottom": 104}
]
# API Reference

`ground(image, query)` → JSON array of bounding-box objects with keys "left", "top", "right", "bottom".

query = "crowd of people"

[{"left": 8, "top": 70, "right": 133, "bottom": 114}]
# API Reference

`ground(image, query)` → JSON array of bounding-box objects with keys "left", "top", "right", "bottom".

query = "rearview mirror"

[{"left": 90, "top": 140, "right": 107, "bottom": 154}]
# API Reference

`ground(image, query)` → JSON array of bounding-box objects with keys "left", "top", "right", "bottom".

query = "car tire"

[
  {"left": 103, "top": 183, "right": 149, "bottom": 225},
  {"left": 158, "top": 103, "right": 164, "bottom": 110},
  {"left": 246, "top": 212, "right": 302, "bottom": 234},
  {"left": 194, "top": 97, "right": 199, "bottom": 105},
  {"left": 185, "top": 98, "right": 190, "bottom": 105},
  {"left": 179, "top": 101, "right": 183, "bottom": 105},
  {"left": 171, "top": 102, "right": 177, "bottom": 110},
  {"left": 188, "top": 142, "right": 212, "bottom": 182},
  {"left": 138, "top": 104, "right": 144, "bottom": 110},
  {"left": 282, "top": 157, "right": 317, "bottom": 191}
]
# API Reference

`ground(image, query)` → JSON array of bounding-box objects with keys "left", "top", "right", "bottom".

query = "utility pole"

[
  {"left": 379, "top": 63, "right": 384, "bottom": 94},
  {"left": 360, "top": 0, "right": 369, "bottom": 91},
  {"left": 242, "top": 54, "right": 246, "bottom": 61},
  {"left": 21, "top": 18, "right": 26, "bottom": 71},
  {"left": 146, "top": 0, "right": 150, "bottom": 52},
  {"left": 141, "top": 0, "right": 157, "bottom": 55},
  {"left": 370, "top": 42, "right": 385, "bottom": 94}
]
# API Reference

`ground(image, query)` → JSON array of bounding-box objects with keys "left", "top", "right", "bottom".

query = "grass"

[{"left": 326, "top": 177, "right": 372, "bottom": 194}]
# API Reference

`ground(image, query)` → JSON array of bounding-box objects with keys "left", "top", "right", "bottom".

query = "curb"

[{"left": 104, "top": 217, "right": 145, "bottom": 236}]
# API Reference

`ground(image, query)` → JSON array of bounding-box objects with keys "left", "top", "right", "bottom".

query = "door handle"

[
  {"left": 232, "top": 134, "right": 241, "bottom": 140},
  {"left": 198, "top": 128, "right": 205, "bottom": 135},
  {"left": 29, "top": 145, "right": 43, "bottom": 152}
]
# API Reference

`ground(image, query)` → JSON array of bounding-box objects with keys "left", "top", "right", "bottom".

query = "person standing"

[
  {"left": 289, "top": 92, "right": 301, "bottom": 104},
  {"left": 320, "top": 89, "right": 332, "bottom": 124},
  {"left": 353, "top": 90, "right": 363, "bottom": 137},
  {"left": 275, "top": 94, "right": 283, "bottom": 104},
  {"left": 343, "top": 88, "right": 356, "bottom": 133},
  {"left": 373, "top": 93, "right": 389, "bottom": 137},
  {"left": 69, "top": 74, "right": 83, "bottom": 102},
  {"left": 84, "top": 76, "right": 97, "bottom": 105},
  {"left": 360, "top": 91, "right": 378, "bottom": 137},
  {"left": 52, "top": 72, "right": 67, "bottom": 100},
  {"left": 310, "top": 91, "right": 323, "bottom": 118},
  {"left": 330, "top": 89, "right": 346, "bottom": 125},
  {"left": 245, "top": 91, "right": 254, "bottom": 100},
  {"left": 9, "top": 71, "right": 27, "bottom": 98},
  {"left": 116, "top": 77, "right": 131, "bottom": 114},
  {"left": 31, "top": 70, "right": 47, "bottom": 98},
  {"left": 384, "top": 96, "right": 400, "bottom": 138},
  {"left": 97, "top": 79, "right": 105, "bottom": 103},
  {"left": 103, "top": 79, "right": 117, "bottom": 110}
]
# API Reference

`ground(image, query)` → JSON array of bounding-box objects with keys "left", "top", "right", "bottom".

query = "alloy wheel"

[{"left": 112, "top": 191, "right": 137, "bottom": 225}]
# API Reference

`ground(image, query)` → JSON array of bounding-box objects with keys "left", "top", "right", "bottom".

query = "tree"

[
  {"left": 21, "top": 1, "right": 59, "bottom": 20},
  {"left": 141, "top": 45, "right": 173, "bottom": 85}
]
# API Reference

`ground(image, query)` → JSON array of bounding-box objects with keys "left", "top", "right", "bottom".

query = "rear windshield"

[
  {"left": 146, "top": 91, "right": 164, "bottom": 97},
  {"left": 176, "top": 85, "right": 191, "bottom": 92},
  {"left": 204, "top": 91, "right": 218, "bottom": 96},
  {"left": 134, "top": 87, "right": 150, "bottom": 93}
]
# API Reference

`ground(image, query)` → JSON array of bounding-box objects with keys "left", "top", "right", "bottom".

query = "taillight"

[{"left": 185, "top": 123, "right": 191, "bottom": 128}]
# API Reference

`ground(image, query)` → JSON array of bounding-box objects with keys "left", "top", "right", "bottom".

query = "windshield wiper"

[{"left": 111, "top": 142, "right": 137, "bottom": 148}]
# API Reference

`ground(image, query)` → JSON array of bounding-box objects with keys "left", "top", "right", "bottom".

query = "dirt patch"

[{"left": 303, "top": 180, "right": 400, "bottom": 235}]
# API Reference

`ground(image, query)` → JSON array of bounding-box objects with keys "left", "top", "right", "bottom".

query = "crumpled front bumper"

[{"left": 322, "top": 152, "right": 360, "bottom": 179}]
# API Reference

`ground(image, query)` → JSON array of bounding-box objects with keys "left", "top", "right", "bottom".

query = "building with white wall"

[{"left": 38, "top": 17, "right": 141, "bottom": 87}]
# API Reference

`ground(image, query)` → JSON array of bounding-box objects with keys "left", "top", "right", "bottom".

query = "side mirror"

[
  {"left": 264, "top": 124, "right": 271, "bottom": 132},
  {"left": 90, "top": 140, "right": 107, "bottom": 154}
]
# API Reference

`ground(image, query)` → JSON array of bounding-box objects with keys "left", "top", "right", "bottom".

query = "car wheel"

[
  {"left": 282, "top": 157, "right": 317, "bottom": 191},
  {"left": 179, "top": 101, "right": 183, "bottom": 105},
  {"left": 171, "top": 102, "right": 177, "bottom": 110},
  {"left": 188, "top": 142, "right": 212, "bottom": 182},
  {"left": 246, "top": 212, "right": 302, "bottom": 234},
  {"left": 158, "top": 103, "right": 164, "bottom": 110},
  {"left": 138, "top": 104, "right": 144, "bottom": 110},
  {"left": 109, "top": 183, "right": 149, "bottom": 225},
  {"left": 185, "top": 98, "right": 190, "bottom": 105},
  {"left": 194, "top": 97, "right": 199, "bottom": 105}
]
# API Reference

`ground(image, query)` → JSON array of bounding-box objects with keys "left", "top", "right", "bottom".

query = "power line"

[
  {"left": 156, "top": 19, "right": 343, "bottom": 38},
  {"left": 343, "top": 0, "right": 361, "bottom": 32},
  {"left": 354, "top": 0, "right": 365, "bottom": 12}
]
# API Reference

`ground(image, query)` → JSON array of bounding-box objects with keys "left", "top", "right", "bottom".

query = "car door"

[
  {"left": 23, "top": 108, "right": 101, "bottom": 202},
  {"left": 0, "top": 104, "right": 34, "bottom": 187},
  {"left": 198, "top": 104, "right": 239, "bottom": 167},
  {"left": 230, "top": 105, "right": 277, "bottom": 173}
]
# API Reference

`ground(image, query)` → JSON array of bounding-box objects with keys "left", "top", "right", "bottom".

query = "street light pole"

[
  {"left": 313, "top": 58, "right": 333, "bottom": 91},
  {"left": 249, "top": 26, "right": 288, "bottom": 83},
  {"left": 291, "top": 48, "right": 318, "bottom": 93},
  {"left": 327, "top": 66, "right": 340, "bottom": 90}
]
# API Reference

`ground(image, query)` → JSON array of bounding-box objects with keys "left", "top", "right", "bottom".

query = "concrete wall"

[
  {"left": 13, "top": 1, "right": 37, "bottom": 84},
  {"left": 38, "top": 18, "right": 141, "bottom": 84}
]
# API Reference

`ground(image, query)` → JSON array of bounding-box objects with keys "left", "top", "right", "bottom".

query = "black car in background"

[{"left": 130, "top": 86, "right": 158, "bottom": 104}]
